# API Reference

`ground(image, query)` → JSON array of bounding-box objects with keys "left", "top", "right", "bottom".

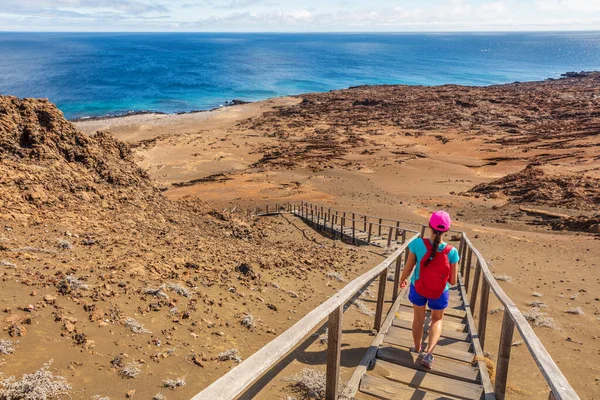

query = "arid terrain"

[{"left": 1, "top": 72, "right": 599, "bottom": 399}]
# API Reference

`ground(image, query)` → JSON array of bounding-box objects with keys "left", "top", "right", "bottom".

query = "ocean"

[{"left": 0, "top": 32, "right": 599, "bottom": 120}]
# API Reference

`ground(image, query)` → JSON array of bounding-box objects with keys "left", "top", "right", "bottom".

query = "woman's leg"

[
  {"left": 425, "top": 308, "right": 445, "bottom": 354},
  {"left": 412, "top": 304, "right": 426, "bottom": 350}
]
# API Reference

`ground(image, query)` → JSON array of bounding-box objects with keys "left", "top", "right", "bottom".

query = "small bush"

[
  {"left": 0, "top": 361, "right": 71, "bottom": 400},
  {"left": 11, "top": 247, "right": 56, "bottom": 255},
  {"left": 523, "top": 308, "right": 557, "bottom": 329},
  {"left": 143, "top": 285, "right": 169, "bottom": 299},
  {"left": 119, "top": 363, "right": 141, "bottom": 379},
  {"left": 0, "top": 339, "right": 15, "bottom": 355},
  {"left": 532, "top": 292, "right": 543, "bottom": 297},
  {"left": 526, "top": 300, "right": 547, "bottom": 308},
  {"left": 493, "top": 274, "right": 512, "bottom": 282},
  {"left": 326, "top": 272, "right": 344, "bottom": 282},
  {"left": 0, "top": 260, "right": 15, "bottom": 267},
  {"left": 285, "top": 368, "right": 326, "bottom": 399},
  {"left": 123, "top": 318, "right": 150, "bottom": 334},
  {"left": 167, "top": 283, "right": 192, "bottom": 298},
  {"left": 353, "top": 300, "right": 374, "bottom": 316},
  {"left": 152, "top": 394, "right": 166, "bottom": 400},
  {"left": 565, "top": 307, "right": 584, "bottom": 315},
  {"left": 162, "top": 378, "right": 186, "bottom": 389},
  {"left": 241, "top": 315, "right": 254, "bottom": 329},
  {"left": 489, "top": 307, "right": 504, "bottom": 315},
  {"left": 218, "top": 349, "right": 242, "bottom": 363},
  {"left": 56, "top": 240, "right": 72, "bottom": 250}
]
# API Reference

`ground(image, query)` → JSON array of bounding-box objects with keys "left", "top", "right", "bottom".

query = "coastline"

[{"left": 67, "top": 71, "right": 591, "bottom": 122}]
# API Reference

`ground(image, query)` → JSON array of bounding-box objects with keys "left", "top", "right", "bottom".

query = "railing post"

[
  {"left": 363, "top": 215, "right": 367, "bottom": 231},
  {"left": 458, "top": 237, "right": 465, "bottom": 275},
  {"left": 276, "top": 203, "right": 279, "bottom": 213},
  {"left": 392, "top": 255, "right": 402, "bottom": 301},
  {"left": 469, "top": 260, "right": 481, "bottom": 312},
  {"left": 367, "top": 223, "right": 372, "bottom": 243},
  {"left": 340, "top": 217, "right": 345, "bottom": 240},
  {"left": 395, "top": 221, "right": 400, "bottom": 240},
  {"left": 478, "top": 278, "right": 490, "bottom": 351},
  {"left": 465, "top": 248, "right": 473, "bottom": 293},
  {"left": 378, "top": 219, "right": 382, "bottom": 237},
  {"left": 420, "top": 225, "right": 426, "bottom": 238},
  {"left": 266, "top": 204, "right": 269, "bottom": 215},
  {"left": 460, "top": 235, "right": 468, "bottom": 276},
  {"left": 401, "top": 230, "right": 406, "bottom": 244},
  {"left": 326, "top": 304, "right": 343, "bottom": 400},
  {"left": 374, "top": 270, "right": 387, "bottom": 331},
  {"left": 495, "top": 312, "right": 515, "bottom": 400},
  {"left": 387, "top": 226, "right": 393, "bottom": 248}
]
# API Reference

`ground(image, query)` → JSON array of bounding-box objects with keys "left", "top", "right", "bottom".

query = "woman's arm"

[
  {"left": 399, "top": 251, "right": 416, "bottom": 287},
  {"left": 449, "top": 263, "right": 458, "bottom": 286}
]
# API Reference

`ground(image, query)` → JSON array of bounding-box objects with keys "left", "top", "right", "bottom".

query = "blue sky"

[{"left": 1, "top": 0, "right": 599, "bottom": 32}]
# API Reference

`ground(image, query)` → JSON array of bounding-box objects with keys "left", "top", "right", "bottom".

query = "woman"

[{"left": 399, "top": 210, "right": 459, "bottom": 369}]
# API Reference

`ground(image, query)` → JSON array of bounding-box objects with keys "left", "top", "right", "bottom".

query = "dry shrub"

[
  {"left": 353, "top": 300, "right": 374, "bottom": 316},
  {"left": 326, "top": 272, "right": 344, "bottom": 282},
  {"left": 166, "top": 283, "right": 192, "bottom": 298},
  {"left": 565, "top": 307, "right": 584, "bottom": 315},
  {"left": 241, "top": 315, "right": 254, "bottom": 329},
  {"left": 285, "top": 369, "right": 326, "bottom": 400},
  {"left": 162, "top": 378, "right": 185, "bottom": 389},
  {"left": 218, "top": 349, "right": 242, "bottom": 363},
  {"left": 526, "top": 300, "right": 547, "bottom": 308},
  {"left": 119, "top": 363, "right": 141, "bottom": 379},
  {"left": 0, "top": 361, "right": 71, "bottom": 400},
  {"left": 0, "top": 339, "right": 15, "bottom": 355},
  {"left": 493, "top": 274, "right": 512, "bottom": 282},
  {"left": 532, "top": 292, "right": 543, "bottom": 297},
  {"left": 523, "top": 308, "right": 558, "bottom": 329},
  {"left": 489, "top": 307, "right": 504, "bottom": 315},
  {"left": 123, "top": 318, "right": 150, "bottom": 334}
]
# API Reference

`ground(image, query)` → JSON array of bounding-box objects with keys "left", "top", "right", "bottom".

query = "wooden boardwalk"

[
  {"left": 195, "top": 202, "right": 578, "bottom": 400},
  {"left": 355, "top": 285, "right": 490, "bottom": 400}
]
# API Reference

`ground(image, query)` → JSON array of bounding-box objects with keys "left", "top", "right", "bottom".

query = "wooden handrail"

[
  {"left": 193, "top": 233, "right": 419, "bottom": 400},
  {"left": 460, "top": 234, "right": 579, "bottom": 400}
]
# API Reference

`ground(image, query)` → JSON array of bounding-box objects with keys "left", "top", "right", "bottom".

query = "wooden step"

[
  {"left": 386, "top": 325, "right": 472, "bottom": 353},
  {"left": 376, "top": 346, "right": 480, "bottom": 384},
  {"left": 369, "top": 360, "right": 484, "bottom": 399},
  {"left": 393, "top": 319, "right": 471, "bottom": 342},
  {"left": 395, "top": 312, "right": 468, "bottom": 333},
  {"left": 384, "top": 326, "right": 474, "bottom": 363},
  {"left": 360, "top": 374, "right": 460, "bottom": 400}
]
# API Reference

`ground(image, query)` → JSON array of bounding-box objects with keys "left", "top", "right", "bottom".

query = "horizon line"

[{"left": 1, "top": 29, "right": 600, "bottom": 34}]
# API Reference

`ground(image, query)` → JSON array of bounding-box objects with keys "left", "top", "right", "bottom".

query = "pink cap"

[{"left": 429, "top": 211, "right": 451, "bottom": 233}]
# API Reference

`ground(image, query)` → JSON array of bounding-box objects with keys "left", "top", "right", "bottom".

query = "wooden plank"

[
  {"left": 395, "top": 313, "right": 467, "bottom": 333},
  {"left": 386, "top": 326, "right": 473, "bottom": 353},
  {"left": 376, "top": 346, "right": 480, "bottom": 384},
  {"left": 370, "top": 359, "right": 484, "bottom": 400},
  {"left": 384, "top": 327, "right": 474, "bottom": 362},
  {"left": 360, "top": 374, "right": 459, "bottom": 400},
  {"left": 392, "top": 319, "right": 471, "bottom": 342},
  {"left": 326, "top": 305, "right": 343, "bottom": 400},
  {"left": 192, "top": 234, "right": 419, "bottom": 400}
]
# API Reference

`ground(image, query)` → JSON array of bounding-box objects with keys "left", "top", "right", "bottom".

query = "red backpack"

[{"left": 415, "top": 239, "right": 453, "bottom": 299}]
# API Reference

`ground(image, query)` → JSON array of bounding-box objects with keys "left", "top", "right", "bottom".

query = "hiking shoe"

[
  {"left": 421, "top": 353, "right": 435, "bottom": 369},
  {"left": 409, "top": 344, "right": 424, "bottom": 353}
]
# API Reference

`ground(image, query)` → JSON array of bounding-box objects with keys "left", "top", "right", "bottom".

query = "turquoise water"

[{"left": 0, "top": 32, "right": 599, "bottom": 120}]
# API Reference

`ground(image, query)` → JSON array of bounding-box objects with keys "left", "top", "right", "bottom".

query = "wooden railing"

[
  {"left": 457, "top": 235, "right": 578, "bottom": 400},
  {"left": 194, "top": 202, "right": 579, "bottom": 400}
]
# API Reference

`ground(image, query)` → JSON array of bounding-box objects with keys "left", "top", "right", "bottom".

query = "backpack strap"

[{"left": 442, "top": 245, "right": 453, "bottom": 256}]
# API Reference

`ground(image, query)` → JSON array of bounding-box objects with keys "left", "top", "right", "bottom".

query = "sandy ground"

[{"left": 75, "top": 87, "right": 600, "bottom": 400}]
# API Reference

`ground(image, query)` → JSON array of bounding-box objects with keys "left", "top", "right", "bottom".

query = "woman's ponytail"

[{"left": 425, "top": 228, "right": 443, "bottom": 267}]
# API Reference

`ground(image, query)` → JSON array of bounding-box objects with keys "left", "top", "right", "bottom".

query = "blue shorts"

[{"left": 408, "top": 284, "right": 449, "bottom": 310}]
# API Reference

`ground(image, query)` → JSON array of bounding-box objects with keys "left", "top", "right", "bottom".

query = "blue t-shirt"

[{"left": 408, "top": 238, "right": 460, "bottom": 291}]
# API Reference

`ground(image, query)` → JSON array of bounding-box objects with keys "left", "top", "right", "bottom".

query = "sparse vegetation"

[
  {"left": 532, "top": 292, "right": 543, "bottom": 297},
  {"left": 123, "top": 318, "right": 150, "bottom": 334},
  {"left": 56, "top": 239, "right": 72, "bottom": 250},
  {"left": 10, "top": 247, "right": 56, "bottom": 255},
  {"left": 285, "top": 368, "right": 326, "bottom": 400},
  {"left": 218, "top": 349, "right": 242, "bottom": 363},
  {"left": 119, "top": 363, "right": 141, "bottom": 379},
  {"left": 523, "top": 308, "right": 558, "bottom": 329},
  {"left": 0, "top": 339, "right": 15, "bottom": 355},
  {"left": 489, "top": 307, "right": 504, "bottom": 314},
  {"left": 0, "top": 361, "right": 71, "bottom": 400},
  {"left": 144, "top": 285, "right": 169, "bottom": 298},
  {"left": 0, "top": 260, "right": 15, "bottom": 267},
  {"left": 162, "top": 377, "right": 186, "bottom": 389},
  {"left": 152, "top": 394, "right": 166, "bottom": 400},
  {"left": 353, "top": 299, "right": 374, "bottom": 316},
  {"left": 493, "top": 274, "right": 512, "bottom": 282},
  {"left": 565, "top": 307, "right": 584, "bottom": 315},
  {"left": 326, "top": 272, "right": 344, "bottom": 282},
  {"left": 526, "top": 300, "right": 547, "bottom": 308},
  {"left": 241, "top": 315, "right": 254, "bottom": 329},
  {"left": 166, "top": 283, "right": 192, "bottom": 298}
]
